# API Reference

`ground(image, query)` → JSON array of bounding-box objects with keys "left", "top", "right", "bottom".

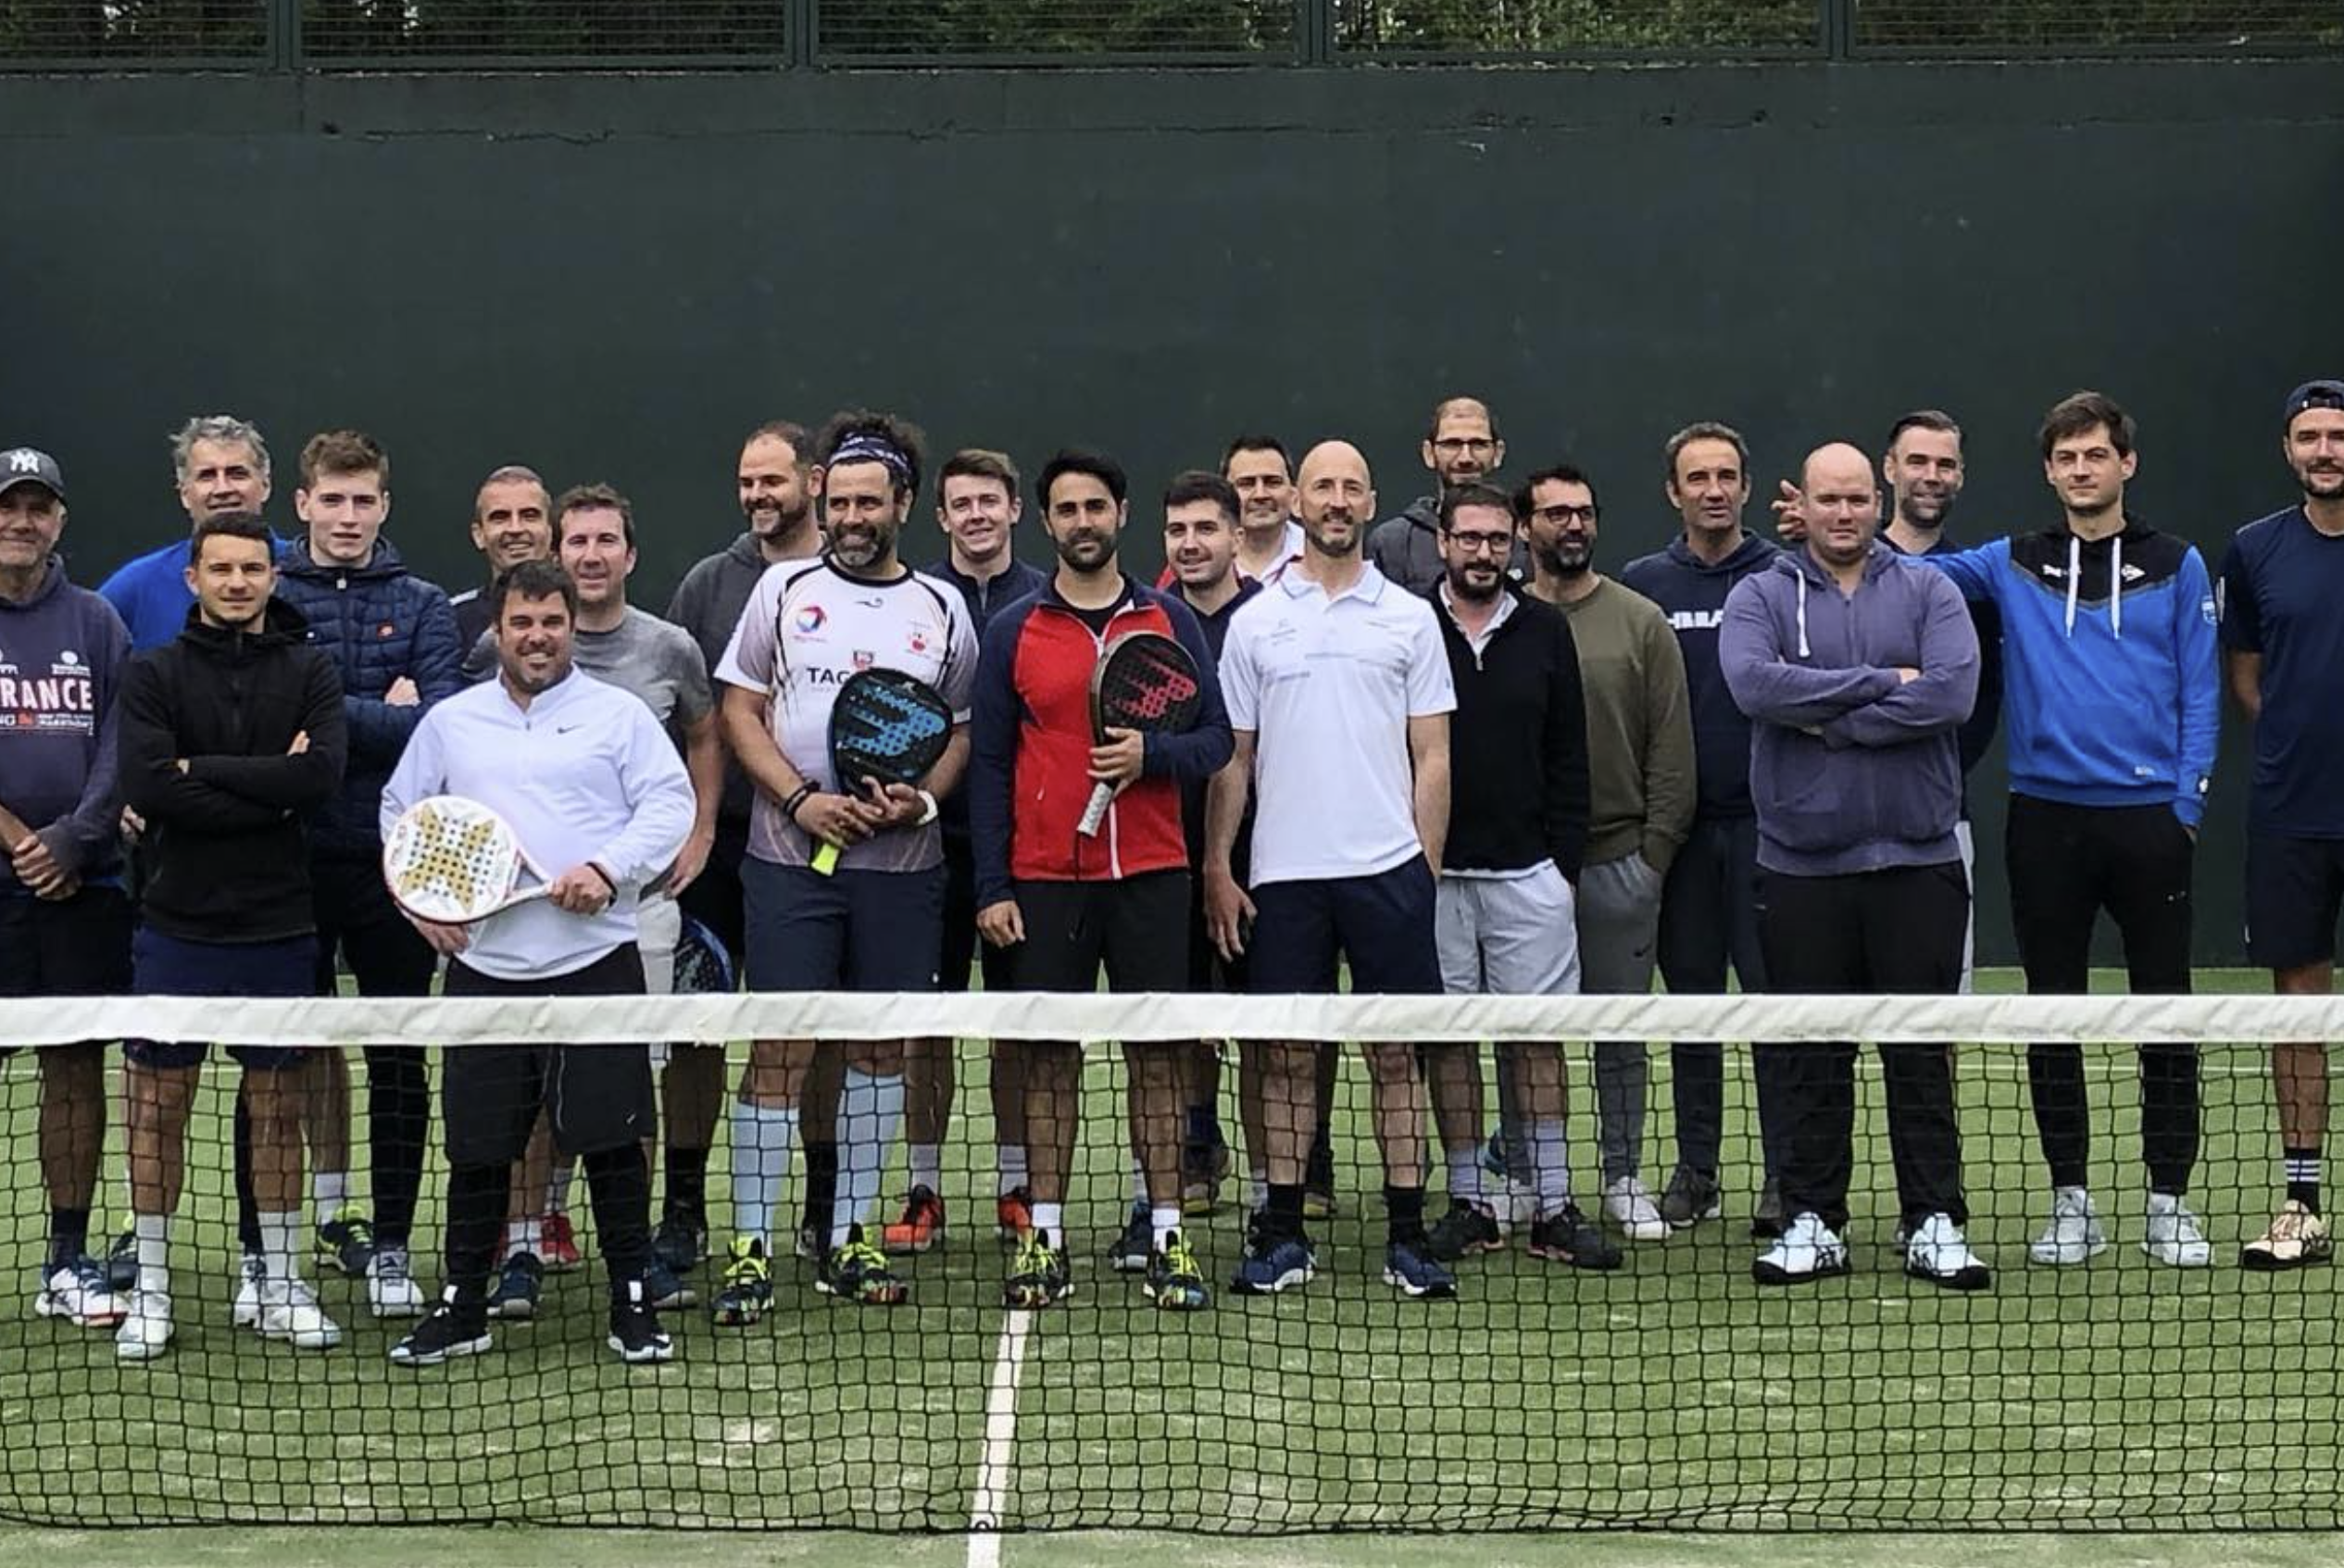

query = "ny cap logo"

[{"left": 6, "top": 450, "right": 40, "bottom": 473}]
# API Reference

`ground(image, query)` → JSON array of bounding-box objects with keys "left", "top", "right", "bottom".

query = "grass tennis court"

[{"left": 0, "top": 968, "right": 2334, "bottom": 1566}]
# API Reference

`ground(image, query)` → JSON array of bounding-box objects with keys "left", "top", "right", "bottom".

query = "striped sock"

[{"left": 2285, "top": 1147, "right": 2322, "bottom": 1212}]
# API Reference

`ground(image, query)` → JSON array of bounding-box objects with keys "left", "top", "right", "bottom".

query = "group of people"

[{"left": 2, "top": 375, "right": 2340, "bottom": 1366}]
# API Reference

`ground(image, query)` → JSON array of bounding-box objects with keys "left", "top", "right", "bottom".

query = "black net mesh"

[
  {"left": 0, "top": 0, "right": 268, "bottom": 60},
  {"left": 1851, "top": 0, "right": 2344, "bottom": 50},
  {"left": 1329, "top": 0, "right": 1824, "bottom": 54},
  {"left": 812, "top": 0, "right": 1298, "bottom": 59}
]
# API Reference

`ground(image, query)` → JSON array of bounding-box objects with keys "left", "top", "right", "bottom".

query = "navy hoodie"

[
  {"left": 0, "top": 558, "right": 132, "bottom": 893},
  {"left": 1620, "top": 532, "right": 1779, "bottom": 819}
]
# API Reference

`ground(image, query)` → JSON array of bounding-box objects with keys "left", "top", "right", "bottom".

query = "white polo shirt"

[{"left": 1218, "top": 560, "right": 1455, "bottom": 885}]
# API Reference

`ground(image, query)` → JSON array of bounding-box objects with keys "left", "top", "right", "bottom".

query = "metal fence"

[{"left": 1, "top": 0, "right": 2338, "bottom": 69}]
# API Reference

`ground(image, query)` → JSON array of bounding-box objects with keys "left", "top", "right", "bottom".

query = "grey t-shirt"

[{"left": 470, "top": 605, "right": 712, "bottom": 744}]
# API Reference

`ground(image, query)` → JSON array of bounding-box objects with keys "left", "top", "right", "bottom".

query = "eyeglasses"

[
  {"left": 1441, "top": 530, "right": 1515, "bottom": 554},
  {"left": 1531, "top": 504, "right": 1598, "bottom": 526},
  {"left": 1431, "top": 438, "right": 1498, "bottom": 455}
]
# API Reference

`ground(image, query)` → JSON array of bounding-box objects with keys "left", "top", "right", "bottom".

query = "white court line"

[{"left": 967, "top": 1307, "right": 1036, "bottom": 1568}]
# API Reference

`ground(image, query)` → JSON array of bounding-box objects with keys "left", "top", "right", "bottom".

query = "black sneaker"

[
  {"left": 389, "top": 1293, "right": 491, "bottom": 1367},
  {"left": 1527, "top": 1205, "right": 1623, "bottom": 1270},
  {"left": 608, "top": 1281, "right": 675, "bottom": 1364},
  {"left": 317, "top": 1210, "right": 377, "bottom": 1277},
  {"left": 1658, "top": 1167, "right": 1723, "bottom": 1230},
  {"left": 1107, "top": 1204, "right": 1152, "bottom": 1274},
  {"left": 652, "top": 1210, "right": 708, "bottom": 1275},
  {"left": 485, "top": 1252, "right": 543, "bottom": 1320},
  {"left": 106, "top": 1227, "right": 138, "bottom": 1293},
  {"left": 1424, "top": 1199, "right": 1504, "bottom": 1263}
]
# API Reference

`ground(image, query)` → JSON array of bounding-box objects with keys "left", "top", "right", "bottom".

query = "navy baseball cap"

[
  {"left": 0, "top": 447, "right": 65, "bottom": 501},
  {"left": 2284, "top": 380, "right": 2344, "bottom": 429}
]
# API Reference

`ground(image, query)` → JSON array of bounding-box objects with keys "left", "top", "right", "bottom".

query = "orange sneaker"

[
  {"left": 541, "top": 1211, "right": 583, "bottom": 1273},
  {"left": 881, "top": 1185, "right": 946, "bottom": 1255},
  {"left": 996, "top": 1185, "right": 1034, "bottom": 1243}
]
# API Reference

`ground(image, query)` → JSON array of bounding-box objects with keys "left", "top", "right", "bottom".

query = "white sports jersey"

[{"left": 716, "top": 558, "right": 976, "bottom": 872}]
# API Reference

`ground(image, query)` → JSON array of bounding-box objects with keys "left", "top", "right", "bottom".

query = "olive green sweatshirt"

[{"left": 1554, "top": 575, "right": 1697, "bottom": 874}]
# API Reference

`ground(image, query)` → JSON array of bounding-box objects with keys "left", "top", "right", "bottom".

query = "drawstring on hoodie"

[
  {"left": 2062, "top": 532, "right": 2125, "bottom": 641},
  {"left": 1795, "top": 572, "right": 1810, "bottom": 659}
]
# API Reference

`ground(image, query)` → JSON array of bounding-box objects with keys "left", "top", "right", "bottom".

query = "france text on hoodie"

[
  {"left": 0, "top": 558, "right": 132, "bottom": 893},
  {"left": 1620, "top": 532, "right": 1778, "bottom": 819}
]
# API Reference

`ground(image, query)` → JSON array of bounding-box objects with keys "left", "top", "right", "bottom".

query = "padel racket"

[
  {"left": 1076, "top": 631, "right": 1203, "bottom": 838},
  {"left": 381, "top": 795, "right": 550, "bottom": 923},
  {"left": 671, "top": 910, "right": 736, "bottom": 995},
  {"left": 809, "top": 668, "right": 955, "bottom": 875}
]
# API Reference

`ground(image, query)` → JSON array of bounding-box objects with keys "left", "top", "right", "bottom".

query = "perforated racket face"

[
  {"left": 381, "top": 796, "right": 525, "bottom": 922},
  {"left": 671, "top": 913, "right": 736, "bottom": 995},
  {"left": 1094, "top": 633, "right": 1202, "bottom": 736},
  {"left": 829, "top": 669, "right": 954, "bottom": 790}
]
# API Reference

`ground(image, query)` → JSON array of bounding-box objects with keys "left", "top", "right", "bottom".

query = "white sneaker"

[
  {"left": 2143, "top": 1191, "right": 2212, "bottom": 1268},
  {"left": 1904, "top": 1212, "right": 1991, "bottom": 1291},
  {"left": 1751, "top": 1211, "right": 1849, "bottom": 1286},
  {"left": 257, "top": 1276, "right": 344, "bottom": 1350},
  {"left": 1600, "top": 1175, "right": 1669, "bottom": 1243},
  {"left": 115, "top": 1290, "right": 175, "bottom": 1361},
  {"left": 231, "top": 1252, "right": 265, "bottom": 1328},
  {"left": 2028, "top": 1185, "right": 2107, "bottom": 1265},
  {"left": 369, "top": 1245, "right": 427, "bottom": 1320},
  {"left": 35, "top": 1260, "right": 126, "bottom": 1329}
]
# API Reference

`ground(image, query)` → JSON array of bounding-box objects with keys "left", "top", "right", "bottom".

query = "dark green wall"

[{"left": 4, "top": 60, "right": 2340, "bottom": 961}]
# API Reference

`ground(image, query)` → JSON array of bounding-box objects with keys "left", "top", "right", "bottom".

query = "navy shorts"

[
  {"left": 1009, "top": 872, "right": 1191, "bottom": 995},
  {"left": 1247, "top": 857, "right": 1442, "bottom": 997},
  {"left": 0, "top": 885, "right": 133, "bottom": 1059},
  {"left": 742, "top": 857, "right": 946, "bottom": 993},
  {"left": 123, "top": 926, "right": 317, "bottom": 1072},
  {"left": 2246, "top": 834, "right": 2344, "bottom": 971}
]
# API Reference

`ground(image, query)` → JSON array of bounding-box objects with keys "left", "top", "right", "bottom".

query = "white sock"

[
  {"left": 1447, "top": 1147, "right": 1485, "bottom": 1209},
  {"left": 997, "top": 1145, "right": 1029, "bottom": 1196},
  {"left": 730, "top": 1100, "right": 799, "bottom": 1248},
  {"left": 1150, "top": 1205, "right": 1182, "bottom": 1253},
  {"left": 831, "top": 1068, "right": 905, "bottom": 1248},
  {"left": 258, "top": 1210, "right": 302, "bottom": 1289},
  {"left": 1528, "top": 1118, "right": 1571, "bottom": 1214},
  {"left": 506, "top": 1215, "right": 541, "bottom": 1261},
  {"left": 546, "top": 1160, "right": 575, "bottom": 1217},
  {"left": 909, "top": 1142, "right": 944, "bottom": 1195},
  {"left": 1031, "top": 1200, "right": 1065, "bottom": 1242},
  {"left": 134, "top": 1213, "right": 171, "bottom": 1298},
  {"left": 311, "top": 1171, "right": 349, "bottom": 1231},
  {"left": 1130, "top": 1157, "right": 1147, "bottom": 1209}
]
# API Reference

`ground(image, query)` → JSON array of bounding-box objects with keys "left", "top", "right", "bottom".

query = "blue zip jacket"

[
  {"left": 1918, "top": 518, "right": 2219, "bottom": 825},
  {"left": 98, "top": 529, "right": 294, "bottom": 653},
  {"left": 273, "top": 536, "right": 463, "bottom": 858},
  {"left": 1619, "top": 531, "right": 1778, "bottom": 820},
  {"left": 1720, "top": 543, "right": 1977, "bottom": 877}
]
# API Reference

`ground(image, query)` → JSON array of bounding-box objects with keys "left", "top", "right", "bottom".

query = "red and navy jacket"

[{"left": 970, "top": 576, "right": 1234, "bottom": 907}]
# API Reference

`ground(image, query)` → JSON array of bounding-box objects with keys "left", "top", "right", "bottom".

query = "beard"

[{"left": 746, "top": 495, "right": 811, "bottom": 539}]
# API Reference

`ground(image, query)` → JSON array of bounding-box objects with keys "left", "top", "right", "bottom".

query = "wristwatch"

[{"left": 914, "top": 789, "right": 939, "bottom": 826}]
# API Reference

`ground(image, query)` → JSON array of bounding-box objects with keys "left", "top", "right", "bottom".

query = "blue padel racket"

[
  {"left": 671, "top": 911, "right": 737, "bottom": 994},
  {"left": 810, "top": 668, "right": 954, "bottom": 875}
]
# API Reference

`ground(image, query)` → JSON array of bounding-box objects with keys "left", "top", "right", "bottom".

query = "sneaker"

[
  {"left": 1751, "top": 1211, "right": 1850, "bottom": 1286},
  {"left": 1749, "top": 1177, "right": 1786, "bottom": 1240},
  {"left": 709, "top": 1236, "right": 773, "bottom": 1327},
  {"left": 389, "top": 1291, "right": 491, "bottom": 1367},
  {"left": 608, "top": 1281, "right": 675, "bottom": 1364},
  {"left": 794, "top": 1221, "right": 823, "bottom": 1262},
  {"left": 114, "top": 1289, "right": 174, "bottom": 1361},
  {"left": 1230, "top": 1230, "right": 1316, "bottom": 1296},
  {"left": 646, "top": 1256, "right": 697, "bottom": 1311},
  {"left": 1424, "top": 1200, "right": 1504, "bottom": 1264},
  {"left": 1601, "top": 1174, "right": 1669, "bottom": 1243},
  {"left": 231, "top": 1251, "right": 265, "bottom": 1329},
  {"left": 1108, "top": 1204, "right": 1153, "bottom": 1274},
  {"left": 818, "top": 1225, "right": 909, "bottom": 1306},
  {"left": 105, "top": 1227, "right": 137, "bottom": 1293},
  {"left": 1382, "top": 1240, "right": 1459, "bottom": 1299},
  {"left": 368, "top": 1244, "right": 427, "bottom": 1320},
  {"left": 2242, "top": 1199, "right": 2334, "bottom": 1272},
  {"left": 1181, "top": 1137, "right": 1233, "bottom": 1217},
  {"left": 652, "top": 1210, "right": 708, "bottom": 1275},
  {"left": 1904, "top": 1212, "right": 1991, "bottom": 1291},
  {"left": 317, "top": 1210, "right": 376, "bottom": 1278},
  {"left": 1525, "top": 1205, "right": 1623, "bottom": 1271},
  {"left": 485, "top": 1252, "right": 544, "bottom": 1320},
  {"left": 540, "top": 1211, "right": 583, "bottom": 1272},
  {"left": 2028, "top": 1185, "right": 2108, "bottom": 1266},
  {"left": 2143, "top": 1191, "right": 2212, "bottom": 1268},
  {"left": 1005, "top": 1229, "right": 1073, "bottom": 1310},
  {"left": 256, "top": 1277, "right": 344, "bottom": 1350},
  {"left": 995, "top": 1186, "right": 1034, "bottom": 1243},
  {"left": 35, "top": 1257, "right": 126, "bottom": 1328},
  {"left": 1144, "top": 1230, "right": 1210, "bottom": 1311},
  {"left": 1659, "top": 1167, "right": 1724, "bottom": 1230},
  {"left": 880, "top": 1185, "right": 946, "bottom": 1256}
]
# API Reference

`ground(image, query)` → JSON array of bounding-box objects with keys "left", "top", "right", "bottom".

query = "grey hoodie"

[
  {"left": 1717, "top": 541, "right": 1979, "bottom": 878},
  {"left": 1366, "top": 493, "right": 1530, "bottom": 597},
  {"left": 667, "top": 531, "right": 783, "bottom": 826}
]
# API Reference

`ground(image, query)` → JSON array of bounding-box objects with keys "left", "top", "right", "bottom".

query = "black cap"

[
  {"left": 0, "top": 447, "right": 64, "bottom": 502},
  {"left": 2284, "top": 380, "right": 2344, "bottom": 430}
]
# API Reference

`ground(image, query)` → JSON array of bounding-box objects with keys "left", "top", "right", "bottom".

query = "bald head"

[
  {"left": 1299, "top": 440, "right": 1371, "bottom": 490},
  {"left": 1802, "top": 442, "right": 1874, "bottom": 495},
  {"left": 1423, "top": 396, "right": 1503, "bottom": 488},
  {"left": 1799, "top": 442, "right": 1882, "bottom": 571},
  {"left": 1296, "top": 440, "right": 1376, "bottom": 560}
]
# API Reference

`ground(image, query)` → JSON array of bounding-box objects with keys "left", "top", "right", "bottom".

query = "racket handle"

[
  {"left": 811, "top": 839, "right": 842, "bottom": 876},
  {"left": 1076, "top": 781, "right": 1113, "bottom": 839}
]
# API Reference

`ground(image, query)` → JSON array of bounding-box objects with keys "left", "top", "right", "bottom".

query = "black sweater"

[
  {"left": 1432, "top": 584, "right": 1591, "bottom": 882},
  {"left": 118, "top": 601, "right": 346, "bottom": 943}
]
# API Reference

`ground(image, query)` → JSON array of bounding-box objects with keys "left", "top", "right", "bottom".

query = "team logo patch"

[
  {"left": 795, "top": 605, "right": 827, "bottom": 633},
  {"left": 377, "top": 621, "right": 396, "bottom": 639}
]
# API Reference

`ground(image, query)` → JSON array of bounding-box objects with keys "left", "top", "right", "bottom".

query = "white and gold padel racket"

[{"left": 381, "top": 795, "right": 551, "bottom": 923}]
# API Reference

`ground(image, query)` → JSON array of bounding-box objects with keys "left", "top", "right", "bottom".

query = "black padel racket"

[
  {"left": 810, "top": 668, "right": 954, "bottom": 874},
  {"left": 1076, "top": 631, "right": 1203, "bottom": 838}
]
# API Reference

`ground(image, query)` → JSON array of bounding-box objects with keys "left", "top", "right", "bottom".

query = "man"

[
  {"left": 971, "top": 449, "right": 1234, "bottom": 1311},
  {"left": 1205, "top": 439, "right": 1459, "bottom": 1300},
  {"left": 884, "top": 448, "right": 1047, "bottom": 1259},
  {"left": 450, "top": 467, "right": 553, "bottom": 682},
  {"left": 100, "top": 415, "right": 279, "bottom": 652},
  {"left": 663, "top": 422, "right": 823, "bottom": 1275},
  {"left": 1621, "top": 421, "right": 1783, "bottom": 1239},
  {"left": 272, "top": 431, "right": 460, "bottom": 1321},
  {"left": 711, "top": 410, "right": 976, "bottom": 1319},
  {"left": 1417, "top": 482, "right": 1615, "bottom": 1273},
  {"left": 1719, "top": 441, "right": 1986, "bottom": 1290},
  {"left": 1366, "top": 395, "right": 1528, "bottom": 595},
  {"left": 0, "top": 447, "right": 133, "bottom": 1329},
  {"left": 1920, "top": 391, "right": 2217, "bottom": 1268},
  {"left": 114, "top": 511, "right": 347, "bottom": 1360},
  {"left": 1510, "top": 465, "right": 1699, "bottom": 1223},
  {"left": 2220, "top": 377, "right": 2344, "bottom": 1270},
  {"left": 382, "top": 558, "right": 694, "bottom": 1366},
  {"left": 1223, "top": 436, "right": 1307, "bottom": 583}
]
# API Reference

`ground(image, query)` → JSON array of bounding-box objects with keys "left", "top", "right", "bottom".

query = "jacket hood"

[
  {"left": 2, "top": 556, "right": 68, "bottom": 608},
  {"left": 726, "top": 531, "right": 764, "bottom": 568},
  {"left": 1399, "top": 495, "right": 1441, "bottom": 533},
  {"left": 1666, "top": 532, "right": 1777, "bottom": 576},
  {"left": 282, "top": 535, "right": 411, "bottom": 581},
  {"left": 1769, "top": 539, "right": 1903, "bottom": 588},
  {"left": 180, "top": 595, "right": 312, "bottom": 651}
]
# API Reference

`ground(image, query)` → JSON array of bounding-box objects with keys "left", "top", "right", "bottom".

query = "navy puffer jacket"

[{"left": 275, "top": 536, "right": 463, "bottom": 859}]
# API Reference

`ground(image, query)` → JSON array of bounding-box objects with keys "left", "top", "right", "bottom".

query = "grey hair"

[{"left": 170, "top": 414, "right": 271, "bottom": 484}]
